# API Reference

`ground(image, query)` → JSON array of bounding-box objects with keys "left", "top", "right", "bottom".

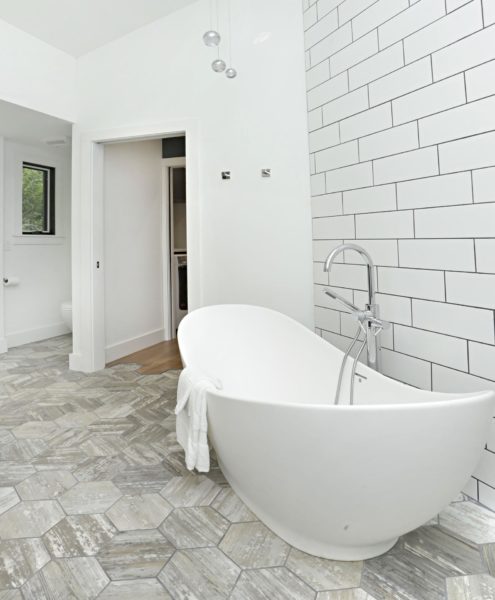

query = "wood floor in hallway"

[{"left": 107, "top": 339, "right": 183, "bottom": 374}]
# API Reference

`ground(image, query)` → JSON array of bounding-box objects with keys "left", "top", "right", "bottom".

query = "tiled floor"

[{"left": 1, "top": 336, "right": 495, "bottom": 599}]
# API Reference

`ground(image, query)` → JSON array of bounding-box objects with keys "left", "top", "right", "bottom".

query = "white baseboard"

[
  {"left": 105, "top": 328, "right": 166, "bottom": 363},
  {"left": 0, "top": 337, "right": 7, "bottom": 354},
  {"left": 7, "top": 322, "right": 71, "bottom": 349}
]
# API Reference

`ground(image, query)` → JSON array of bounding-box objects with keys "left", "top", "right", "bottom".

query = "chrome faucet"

[{"left": 323, "top": 243, "right": 383, "bottom": 373}]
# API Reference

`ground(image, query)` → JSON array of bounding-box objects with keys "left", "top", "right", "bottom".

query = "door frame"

[
  {"left": 70, "top": 119, "right": 200, "bottom": 373},
  {"left": 162, "top": 156, "right": 186, "bottom": 341}
]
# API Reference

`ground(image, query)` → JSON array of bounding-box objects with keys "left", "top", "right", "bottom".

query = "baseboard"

[
  {"left": 105, "top": 328, "right": 166, "bottom": 363},
  {"left": 7, "top": 322, "right": 71, "bottom": 349},
  {"left": 0, "top": 337, "right": 7, "bottom": 354}
]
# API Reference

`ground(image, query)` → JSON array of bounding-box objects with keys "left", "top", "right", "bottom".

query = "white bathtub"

[{"left": 178, "top": 304, "right": 495, "bottom": 560}]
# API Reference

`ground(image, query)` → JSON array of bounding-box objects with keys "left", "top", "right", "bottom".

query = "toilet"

[{"left": 61, "top": 301, "right": 72, "bottom": 331}]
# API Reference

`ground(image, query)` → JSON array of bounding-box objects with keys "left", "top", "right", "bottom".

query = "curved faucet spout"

[{"left": 323, "top": 243, "right": 376, "bottom": 307}]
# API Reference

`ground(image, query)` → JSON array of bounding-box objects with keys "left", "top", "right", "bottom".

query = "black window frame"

[{"left": 22, "top": 162, "right": 56, "bottom": 235}]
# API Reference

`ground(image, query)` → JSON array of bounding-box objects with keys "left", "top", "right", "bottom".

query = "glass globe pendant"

[
  {"left": 212, "top": 59, "right": 226, "bottom": 73},
  {"left": 225, "top": 67, "right": 237, "bottom": 79},
  {"left": 203, "top": 30, "right": 221, "bottom": 47}
]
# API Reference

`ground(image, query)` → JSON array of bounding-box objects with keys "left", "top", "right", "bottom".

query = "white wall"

[
  {"left": 103, "top": 140, "right": 164, "bottom": 362},
  {"left": 304, "top": 0, "right": 495, "bottom": 509},
  {"left": 72, "top": 0, "right": 314, "bottom": 370},
  {"left": 0, "top": 19, "right": 76, "bottom": 122},
  {"left": 2, "top": 140, "right": 72, "bottom": 347}
]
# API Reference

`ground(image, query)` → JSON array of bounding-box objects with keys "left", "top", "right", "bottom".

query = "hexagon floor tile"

[
  {"left": 3, "top": 336, "right": 495, "bottom": 599},
  {"left": 106, "top": 494, "right": 172, "bottom": 530}
]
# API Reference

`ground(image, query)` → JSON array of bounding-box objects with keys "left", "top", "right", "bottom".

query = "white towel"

[{"left": 175, "top": 367, "right": 222, "bottom": 473}]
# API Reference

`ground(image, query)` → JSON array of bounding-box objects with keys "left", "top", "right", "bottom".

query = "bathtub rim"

[{"left": 178, "top": 303, "right": 495, "bottom": 411}]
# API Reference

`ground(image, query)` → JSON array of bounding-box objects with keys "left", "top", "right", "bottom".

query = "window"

[{"left": 22, "top": 163, "right": 55, "bottom": 235}]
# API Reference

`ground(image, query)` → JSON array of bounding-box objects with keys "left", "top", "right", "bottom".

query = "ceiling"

[
  {"left": 0, "top": 100, "right": 72, "bottom": 146},
  {"left": 0, "top": 0, "right": 197, "bottom": 57}
]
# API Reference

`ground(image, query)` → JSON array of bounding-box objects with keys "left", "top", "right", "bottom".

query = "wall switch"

[
  {"left": 221, "top": 171, "right": 231, "bottom": 180},
  {"left": 262, "top": 168, "right": 271, "bottom": 178}
]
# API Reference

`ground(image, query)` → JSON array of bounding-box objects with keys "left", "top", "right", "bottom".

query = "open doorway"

[{"left": 103, "top": 134, "right": 188, "bottom": 373}]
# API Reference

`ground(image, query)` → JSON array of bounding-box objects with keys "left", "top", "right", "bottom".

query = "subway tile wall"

[{"left": 303, "top": 0, "right": 495, "bottom": 509}]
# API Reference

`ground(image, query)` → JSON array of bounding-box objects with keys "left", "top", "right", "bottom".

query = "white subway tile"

[
  {"left": 323, "top": 86, "right": 369, "bottom": 125},
  {"left": 381, "top": 348, "right": 432, "bottom": 389},
  {"left": 404, "top": 1, "right": 483, "bottom": 64},
  {"left": 310, "top": 154, "right": 316, "bottom": 175},
  {"left": 340, "top": 311, "right": 366, "bottom": 339},
  {"left": 313, "top": 214, "right": 356, "bottom": 239},
  {"left": 356, "top": 210, "right": 414, "bottom": 238},
  {"left": 340, "top": 105, "right": 393, "bottom": 145},
  {"left": 330, "top": 30, "right": 378, "bottom": 76},
  {"left": 483, "top": 0, "right": 495, "bottom": 24},
  {"left": 311, "top": 173, "right": 326, "bottom": 196},
  {"left": 469, "top": 342, "right": 495, "bottom": 381},
  {"left": 397, "top": 173, "right": 473, "bottom": 209},
  {"left": 313, "top": 240, "right": 344, "bottom": 262},
  {"left": 327, "top": 263, "right": 370, "bottom": 289},
  {"left": 305, "top": 50, "right": 311, "bottom": 70},
  {"left": 379, "top": 0, "right": 446, "bottom": 49},
  {"left": 315, "top": 306, "right": 341, "bottom": 332},
  {"left": 369, "top": 57, "right": 432, "bottom": 106},
  {"left": 476, "top": 240, "right": 495, "bottom": 273},
  {"left": 309, "top": 123, "right": 340, "bottom": 153},
  {"left": 433, "top": 364, "right": 495, "bottom": 392},
  {"left": 344, "top": 239, "right": 400, "bottom": 266},
  {"left": 475, "top": 452, "right": 495, "bottom": 490},
  {"left": 343, "top": 184, "right": 396, "bottom": 214},
  {"left": 312, "top": 192, "right": 343, "bottom": 217},
  {"left": 314, "top": 261, "right": 329, "bottom": 285},
  {"left": 317, "top": 0, "right": 344, "bottom": 18},
  {"left": 308, "top": 107, "right": 323, "bottom": 132},
  {"left": 375, "top": 292, "right": 412, "bottom": 324},
  {"left": 446, "top": 272, "right": 495, "bottom": 309},
  {"left": 479, "top": 482, "right": 495, "bottom": 511},
  {"left": 338, "top": 0, "right": 378, "bottom": 24},
  {"left": 466, "top": 59, "right": 495, "bottom": 101},
  {"left": 360, "top": 122, "right": 418, "bottom": 161},
  {"left": 399, "top": 239, "right": 476, "bottom": 271},
  {"left": 393, "top": 75, "right": 466, "bottom": 126},
  {"left": 315, "top": 284, "right": 352, "bottom": 311},
  {"left": 326, "top": 162, "right": 373, "bottom": 192},
  {"left": 415, "top": 203, "right": 495, "bottom": 238},
  {"left": 447, "top": 0, "right": 473, "bottom": 9},
  {"left": 473, "top": 167, "right": 495, "bottom": 204},
  {"left": 373, "top": 147, "right": 439, "bottom": 184},
  {"left": 306, "top": 60, "right": 331, "bottom": 91},
  {"left": 413, "top": 299, "right": 495, "bottom": 343},
  {"left": 419, "top": 95, "right": 495, "bottom": 146},
  {"left": 308, "top": 72, "right": 349, "bottom": 110},
  {"left": 315, "top": 141, "right": 359, "bottom": 172},
  {"left": 395, "top": 325, "right": 468, "bottom": 370},
  {"left": 349, "top": 43, "right": 404, "bottom": 90},
  {"left": 353, "top": 0, "right": 409, "bottom": 39},
  {"left": 304, "top": 5, "right": 318, "bottom": 30},
  {"left": 378, "top": 267, "right": 445, "bottom": 301},
  {"left": 440, "top": 131, "right": 495, "bottom": 174},
  {"left": 310, "top": 23, "right": 353, "bottom": 65},
  {"left": 305, "top": 9, "right": 339, "bottom": 47},
  {"left": 463, "top": 477, "right": 479, "bottom": 501},
  {"left": 433, "top": 23, "right": 495, "bottom": 81}
]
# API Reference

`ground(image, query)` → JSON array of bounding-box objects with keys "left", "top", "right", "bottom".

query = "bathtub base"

[{"left": 311, "top": 538, "right": 399, "bottom": 561}]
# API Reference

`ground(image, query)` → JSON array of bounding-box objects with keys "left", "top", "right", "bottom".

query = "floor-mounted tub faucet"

[{"left": 323, "top": 245, "right": 387, "bottom": 403}]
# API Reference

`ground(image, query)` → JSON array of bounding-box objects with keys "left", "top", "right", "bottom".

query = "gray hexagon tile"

[
  {"left": 98, "top": 579, "right": 172, "bottom": 599},
  {"left": 446, "top": 573, "right": 495, "bottom": 599},
  {"left": 220, "top": 522, "right": 290, "bottom": 569},
  {"left": 15, "top": 470, "right": 77, "bottom": 500},
  {"left": 160, "top": 507, "right": 229, "bottom": 548},
  {"left": 42, "top": 514, "right": 116, "bottom": 557},
  {"left": 21, "top": 557, "right": 109, "bottom": 600},
  {"left": 59, "top": 480, "right": 122, "bottom": 514},
  {"left": 158, "top": 547, "right": 240, "bottom": 600},
  {"left": 231, "top": 567, "right": 316, "bottom": 600},
  {"left": 0, "top": 500, "right": 64, "bottom": 538},
  {"left": 55, "top": 411, "right": 99, "bottom": 428},
  {"left": 317, "top": 591, "right": 378, "bottom": 599},
  {"left": 211, "top": 488, "right": 257, "bottom": 523},
  {"left": 0, "top": 488, "right": 20, "bottom": 515},
  {"left": 0, "top": 462, "right": 35, "bottom": 486},
  {"left": 73, "top": 456, "right": 128, "bottom": 482},
  {"left": 0, "top": 590, "right": 23, "bottom": 599},
  {"left": 112, "top": 464, "right": 173, "bottom": 494},
  {"left": 439, "top": 501, "right": 495, "bottom": 544},
  {"left": 0, "top": 539, "right": 50, "bottom": 588},
  {"left": 106, "top": 494, "right": 172, "bottom": 530},
  {"left": 160, "top": 475, "right": 221, "bottom": 507},
  {"left": 97, "top": 530, "right": 175, "bottom": 580},
  {"left": 12, "top": 421, "right": 59, "bottom": 440},
  {"left": 286, "top": 548, "right": 363, "bottom": 592},
  {"left": 80, "top": 435, "right": 127, "bottom": 457}
]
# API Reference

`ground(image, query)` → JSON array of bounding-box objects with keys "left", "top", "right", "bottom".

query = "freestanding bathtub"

[{"left": 178, "top": 304, "right": 495, "bottom": 560}]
